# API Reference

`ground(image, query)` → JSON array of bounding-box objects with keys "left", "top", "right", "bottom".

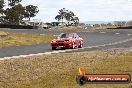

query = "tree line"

[
  {"left": 55, "top": 8, "right": 79, "bottom": 26},
  {"left": 0, "top": 0, "right": 39, "bottom": 25}
]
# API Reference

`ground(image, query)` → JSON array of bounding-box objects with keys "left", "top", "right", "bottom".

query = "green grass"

[
  {"left": 63, "top": 26, "right": 83, "bottom": 30},
  {"left": 0, "top": 32, "right": 54, "bottom": 48},
  {"left": 62, "top": 25, "right": 119, "bottom": 30},
  {"left": 92, "top": 25, "right": 119, "bottom": 30},
  {"left": 0, "top": 50, "right": 132, "bottom": 88}
]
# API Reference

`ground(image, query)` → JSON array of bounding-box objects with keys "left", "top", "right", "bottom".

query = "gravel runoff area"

[{"left": 0, "top": 49, "right": 132, "bottom": 88}]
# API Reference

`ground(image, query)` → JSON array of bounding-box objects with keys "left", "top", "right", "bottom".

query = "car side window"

[
  {"left": 74, "top": 33, "right": 79, "bottom": 38},
  {"left": 76, "top": 34, "right": 79, "bottom": 38},
  {"left": 74, "top": 33, "right": 78, "bottom": 38},
  {"left": 69, "top": 34, "right": 73, "bottom": 38},
  {"left": 74, "top": 34, "right": 76, "bottom": 38}
]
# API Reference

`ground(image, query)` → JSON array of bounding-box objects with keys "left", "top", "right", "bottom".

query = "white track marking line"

[
  {"left": 35, "top": 53, "right": 45, "bottom": 56},
  {"left": 51, "top": 51, "right": 62, "bottom": 54},
  {"left": 0, "top": 57, "right": 10, "bottom": 60},
  {"left": 57, "top": 50, "right": 67, "bottom": 53},
  {"left": 64, "top": 49, "right": 73, "bottom": 52},
  {"left": 100, "top": 32, "right": 106, "bottom": 33},
  {"left": 11, "top": 56, "right": 21, "bottom": 59},
  {"left": 44, "top": 52, "right": 52, "bottom": 55},
  {"left": 128, "top": 34, "right": 131, "bottom": 35},
  {"left": 1, "top": 38, "right": 132, "bottom": 60},
  {"left": 19, "top": 55, "right": 29, "bottom": 58},
  {"left": 115, "top": 33, "right": 120, "bottom": 35},
  {"left": 85, "top": 31, "right": 90, "bottom": 32}
]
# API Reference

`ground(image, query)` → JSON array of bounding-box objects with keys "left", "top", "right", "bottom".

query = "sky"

[{"left": 20, "top": 0, "right": 132, "bottom": 22}]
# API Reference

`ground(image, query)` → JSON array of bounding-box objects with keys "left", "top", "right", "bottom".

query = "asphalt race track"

[{"left": 0, "top": 28, "right": 132, "bottom": 58}]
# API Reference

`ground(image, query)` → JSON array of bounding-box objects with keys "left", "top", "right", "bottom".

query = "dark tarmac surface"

[{"left": 0, "top": 28, "right": 132, "bottom": 58}]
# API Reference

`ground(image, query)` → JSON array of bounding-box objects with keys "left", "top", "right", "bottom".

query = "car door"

[
  {"left": 74, "top": 33, "right": 79, "bottom": 45},
  {"left": 76, "top": 34, "right": 80, "bottom": 46}
]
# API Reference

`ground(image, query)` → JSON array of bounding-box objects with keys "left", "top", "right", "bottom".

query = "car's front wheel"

[
  {"left": 78, "top": 41, "right": 83, "bottom": 48},
  {"left": 52, "top": 47, "right": 56, "bottom": 50},
  {"left": 72, "top": 42, "right": 76, "bottom": 49}
]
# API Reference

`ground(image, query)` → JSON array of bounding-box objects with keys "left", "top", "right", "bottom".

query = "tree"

[
  {"left": 114, "top": 21, "right": 126, "bottom": 27},
  {"left": 0, "top": 0, "right": 4, "bottom": 14},
  {"left": 0, "top": 0, "right": 4, "bottom": 23},
  {"left": 4, "top": 4, "right": 25, "bottom": 25},
  {"left": 0, "top": 0, "right": 39, "bottom": 25},
  {"left": 24, "top": 5, "right": 39, "bottom": 21},
  {"left": 65, "top": 11, "right": 75, "bottom": 26},
  {"left": 126, "top": 21, "right": 132, "bottom": 26},
  {"left": 55, "top": 15, "right": 61, "bottom": 22},
  {"left": 58, "top": 8, "right": 67, "bottom": 24},
  {"left": 8, "top": 0, "right": 22, "bottom": 6},
  {"left": 55, "top": 8, "right": 79, "bottom": 26},
  {"left": 71, "top": 16, "right": 79, "bottom": 26}
]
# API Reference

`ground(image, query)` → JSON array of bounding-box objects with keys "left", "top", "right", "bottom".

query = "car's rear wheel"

[{"left": 78, "top": 41, "right": 83, "bottom": 48}]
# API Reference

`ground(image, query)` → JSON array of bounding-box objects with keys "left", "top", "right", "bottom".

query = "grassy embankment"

[
  {"left": 0, "top": 50, "right": 132, "bottom": 88},
  {"left": 63, "top": 26, "right": 83, "bottom": 30},
  {"left": 0, "top": 31, "right": 54, "bottom": 48},
  {"left": 61, "top": 25, "right": 120, "bottom": 30},
  {"left": 92, "top": 25, "right": 120, "bottom": 30}
]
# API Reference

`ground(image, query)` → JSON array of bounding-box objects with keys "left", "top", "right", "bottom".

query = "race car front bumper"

[{"left": 51, "top": 41, "right": 73, "bottom": 49}]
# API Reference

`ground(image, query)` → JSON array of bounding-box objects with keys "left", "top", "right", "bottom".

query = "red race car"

[{"left": 51, "top": 32, "right": 83, "bottom": 50}]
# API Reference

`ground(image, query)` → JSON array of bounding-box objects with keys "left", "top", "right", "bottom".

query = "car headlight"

[
  {"left": 52, "top": 40, "right": 56, "bottom": 43},
  {"left": 69, "top": 40, "right": 72, "bottom": 42},
  {"left": 65, "top": 40, "right": 69, "bottom": 42}
]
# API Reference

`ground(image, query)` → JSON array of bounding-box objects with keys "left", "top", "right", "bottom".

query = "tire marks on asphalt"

[
  {"left": 115, "top": 33, "right": 120, "bottom": 35},
  {"left": 1, "top": 38, "right": 132, "bottom": 60},
  {"left": 0, "top": 30, "right": 132, "bottom": 60},
  {"left": 99, "top": 31, "right": 132, "bottom": 36},
  {"left": 100, "top": 32, "right": 106, "bottom": 33}
]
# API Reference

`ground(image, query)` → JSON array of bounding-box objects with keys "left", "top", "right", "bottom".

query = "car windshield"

[{"left": 58, "top": 33, "right": 73, "bottom": 39}]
